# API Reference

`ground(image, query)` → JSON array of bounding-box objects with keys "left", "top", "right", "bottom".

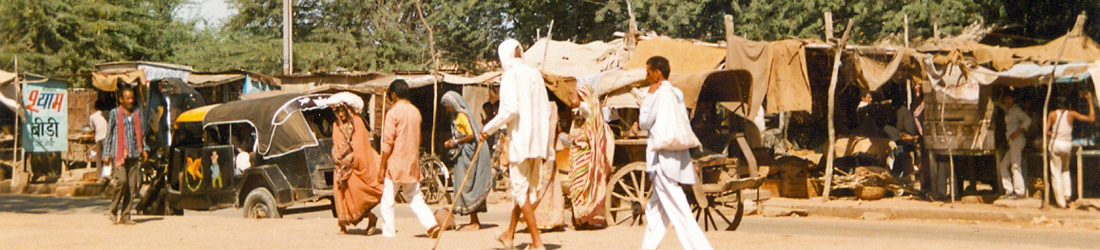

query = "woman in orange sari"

[
  {"left": 329, "top": 92, "right": 384, "bottom": 234},
  {"left": 568, "top": 84, "right": 614, "bottom": 229}
]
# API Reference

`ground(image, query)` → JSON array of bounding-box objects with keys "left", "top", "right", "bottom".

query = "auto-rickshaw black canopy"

[{"left": 188, "top": 93, "right": 332, "bottom": 158}]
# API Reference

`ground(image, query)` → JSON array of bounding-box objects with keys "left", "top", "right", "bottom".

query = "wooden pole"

[
  {"left": 903, "top": 14, "right": 910, "bottom": 47},
  {"left": 541, "top": 20, "right": 554, "bottom": 71},
  {"left": 11, "top": 56, "right": 19, "bottom": 182},
  {"left": 824, "top": 12, "right": 834, "bottom": 41},
  {"left": 822, "top": 19, "right": 854, "bottom": 202},
  {"left": 626, "top": 1, "right": 638, "bottom": 51},
  {"left": 1041, "top": 14, "right": 1080, "bottom": 209},
  {"left": 415, "top": 0, "right": 441, "bottom": 155},
  {"left": 282, "top": 0, "right": 293, "bottom": 75},
  {"left": 933, "top": 18, "right": 941, "bottom": 40}
]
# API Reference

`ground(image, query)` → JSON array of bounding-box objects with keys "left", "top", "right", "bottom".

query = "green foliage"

[
  {"left": 213, "top": 0, "right": 429, "bottom": 74},
  {"left": 734, "top": 0, "right": 985, "bottom": 45},
  {"left": 0, "top": 0, "right": 194, "bottom": 80},
  {"left": 2, "top": 0, "right": 1099, "bottom": 78}
]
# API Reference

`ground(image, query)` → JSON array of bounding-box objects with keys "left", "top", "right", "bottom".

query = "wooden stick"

[
  {"left": 415, "top": 0, "right": 441, "bottom": 156},
  {"left": 822, "top": 19, "right": 854, "bottom": 202},
  {"left": 11, "top": 56, "right": 19, "bottom": 183},
  {"left": 1040, "top": 14, "right": 1078, "bottom": 209},
  {"left": 541, "top": 20, "right": 554, "bottom": 72},
  {"left": 824, "top": 12, "right": 833, "bottom": 41},
  {"left": 903, "top": 14, "right": 910, "bottom": 48},
  {"left": 431, "top": 139, "right": 487, "bottom": 250}
]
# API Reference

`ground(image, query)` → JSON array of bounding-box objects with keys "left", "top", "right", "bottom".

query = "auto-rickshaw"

[{"left": 163, "top": 93, "right": 340, "bottom": 218}]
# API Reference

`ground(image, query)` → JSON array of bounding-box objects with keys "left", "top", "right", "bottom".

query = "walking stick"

[{"left": 432, "top": 138, "right": 487, "bottom": 250}]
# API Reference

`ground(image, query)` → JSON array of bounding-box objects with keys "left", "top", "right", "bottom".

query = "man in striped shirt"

[{"left": 102, "top": 88, "right": 149, "bottom": 225}]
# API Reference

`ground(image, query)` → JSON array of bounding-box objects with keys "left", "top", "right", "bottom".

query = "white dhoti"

[
  {"left": 641, "top": 167, "right": 713, "bottom": 250},
  {"left": 374, "top": 178, "right": 438, "bottom": 237},
  {"left": 998, "top": 138, "right": 1027, "bottom": 196},
  {"left": 509, "top": 159, "right": 541, "bottom": 206}
]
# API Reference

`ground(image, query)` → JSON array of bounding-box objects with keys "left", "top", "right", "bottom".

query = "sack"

[{"left": 649, "top": 85, "right": 701, "bottom": 151}]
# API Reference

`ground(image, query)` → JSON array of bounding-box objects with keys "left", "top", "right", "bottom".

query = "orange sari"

[{"left": 332, "top": 114, "right": 384, "bottom": 227}]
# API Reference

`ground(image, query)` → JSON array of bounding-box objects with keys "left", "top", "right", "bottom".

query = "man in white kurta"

[
  {"left": 998, "top": 94, "right": 1030, "bottom": 199},
  {"left": 638, "top": 56, "right": 713, "bottom": 250},
  {"left": 481, "top": 38, "right": 552, "bottom": 250}
]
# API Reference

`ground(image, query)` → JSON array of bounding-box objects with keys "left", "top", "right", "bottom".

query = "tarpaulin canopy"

[
  {"left": 595, "top": 36, "right": 814, "bottom": 119},
  {"left": 524, "top": 38, "right": 626, "bottom": 77},
  {"left": 925, "top": 58, "right": 1097, "bottom": 103},
  {"left": 623, "top": 37, "right": 727, "bottom": 75},
  {"left": 851, "top": 48, "right": 923, "bottom": 91},
  {"left": 92, "top": 70, "right": 147, "bottom": 91},
  {"left": 1012, "top": 31, "right": 1100, "bottom": 63},
  {"left": 187, "top": 73, "right": 245, "bottom": 87},
  {"left": 354, "top": 72, "right": 501, "bottom": 89},
  {"left": 598, "top": 68, "right": 753, "bottom": 116}
]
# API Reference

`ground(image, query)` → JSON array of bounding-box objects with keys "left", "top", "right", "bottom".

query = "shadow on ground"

[{"left": 0, "top": 195, "right": 108, "bottom": 214}]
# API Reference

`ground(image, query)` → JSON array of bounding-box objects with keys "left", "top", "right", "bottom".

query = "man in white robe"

[
  {"left": 481, "top": 38, "right": 552, "bottom": 250},
  {"left": 638, "top": 56, "right": 713, "bottom": 250}
]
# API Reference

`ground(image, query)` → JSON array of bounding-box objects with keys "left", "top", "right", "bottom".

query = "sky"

[{"left": 176, "top": 0, "right": 237, "bottom": 29}]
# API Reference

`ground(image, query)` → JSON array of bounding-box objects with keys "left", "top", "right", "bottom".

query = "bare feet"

[
  {"left": 457, "top": 223, "right": 481, "bottom": 231},
  {"left": 339, "top": 225, "right": 347, "bottom": 234},
  {"left": 496, "top": 232, "right": 514, "bottom": 250}
]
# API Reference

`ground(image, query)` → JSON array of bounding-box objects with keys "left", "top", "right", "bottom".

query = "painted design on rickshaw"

[
  {"left": 185, "top": 156, "right": 203, "bottom": 192},
  {"left": 210, "top": 151, "right": 223, "bottom": 188}
]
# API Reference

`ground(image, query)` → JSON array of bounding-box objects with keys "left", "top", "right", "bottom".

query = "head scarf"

[
  {"left": 441, "top": 91, "right": 483, "bottom": 140},
  {"left": 498, "top": 39, "right": 522, "bottom": 70},
  {"left": 326, "top": 92, "right": 364, "bottom": 111}
]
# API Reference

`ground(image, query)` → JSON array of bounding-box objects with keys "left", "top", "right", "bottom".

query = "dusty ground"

[{"left": 0, "top": 195, "right": 1097, "bottom": 250}]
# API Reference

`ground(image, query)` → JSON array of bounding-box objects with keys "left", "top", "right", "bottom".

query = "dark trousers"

[{"left": 109, "top": 158, "right": 142, "bottom": 221}]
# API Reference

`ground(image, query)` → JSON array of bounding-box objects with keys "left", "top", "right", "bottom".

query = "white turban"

[{"left": 498, "top": 38, "right": 522, "bottom": 70}]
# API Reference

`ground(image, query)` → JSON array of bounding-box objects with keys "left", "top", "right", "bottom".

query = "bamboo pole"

[
  {"left": 822, "top": 19, "right": 855, "bottom": 202},
  {"left": 1041, "top": 14, "right": 1080, "bottom": 209}
]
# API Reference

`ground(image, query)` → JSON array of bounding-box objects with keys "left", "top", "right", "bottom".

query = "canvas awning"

[
  {"left": 187, "top": 73, "right": 246, "bottom": 87},
  {"left": 926, "top": 58, "right": 1098, "bottom": 103},
  {"left": 92, "top": 70, "right": 147, "bottom": 91},
  {"left": 1012, "top": 31, "right": 1100, "bottom": 63},
  {"left": 524, "top": 38, "right": 625, "bottom": 77}
]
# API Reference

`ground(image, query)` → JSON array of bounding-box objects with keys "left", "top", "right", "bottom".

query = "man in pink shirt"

[{"left": 377, "top": 79, "right": 440, "bottom": 238}]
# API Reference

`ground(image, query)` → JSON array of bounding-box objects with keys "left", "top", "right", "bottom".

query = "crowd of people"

[
  {"left": 89, "top": 38, "right": 719, "bottom": 249},
  {"left": 322, "top": 40, "right": 713, "bottom": 250}
]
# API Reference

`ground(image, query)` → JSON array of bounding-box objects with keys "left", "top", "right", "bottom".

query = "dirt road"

[{"left": 0, "top": 195, "right": 1096, "bottom": 250}]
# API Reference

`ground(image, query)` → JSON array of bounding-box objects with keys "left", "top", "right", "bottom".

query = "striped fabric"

[{"left": 568, "top": 84, "right": 614, "bottom": 228}]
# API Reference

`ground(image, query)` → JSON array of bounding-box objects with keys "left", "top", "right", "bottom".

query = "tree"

[
  {"left": 0, "top": 0, "right": 194, "bottom": 80},
  {"left": 216, "top": 0, "right": 429, "bottom": 74}
]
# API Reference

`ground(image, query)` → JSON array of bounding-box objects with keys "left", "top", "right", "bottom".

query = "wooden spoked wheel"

[{"left": 605, "top": 162, "right": 650, "bottom": 226}]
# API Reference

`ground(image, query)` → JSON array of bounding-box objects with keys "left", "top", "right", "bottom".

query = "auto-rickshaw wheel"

[
  {"left": 243, "top": 188, "right": 281, "bottom": 219},
  {"left": 606, "top": 162, "right": 650, "bottom": 227}
]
